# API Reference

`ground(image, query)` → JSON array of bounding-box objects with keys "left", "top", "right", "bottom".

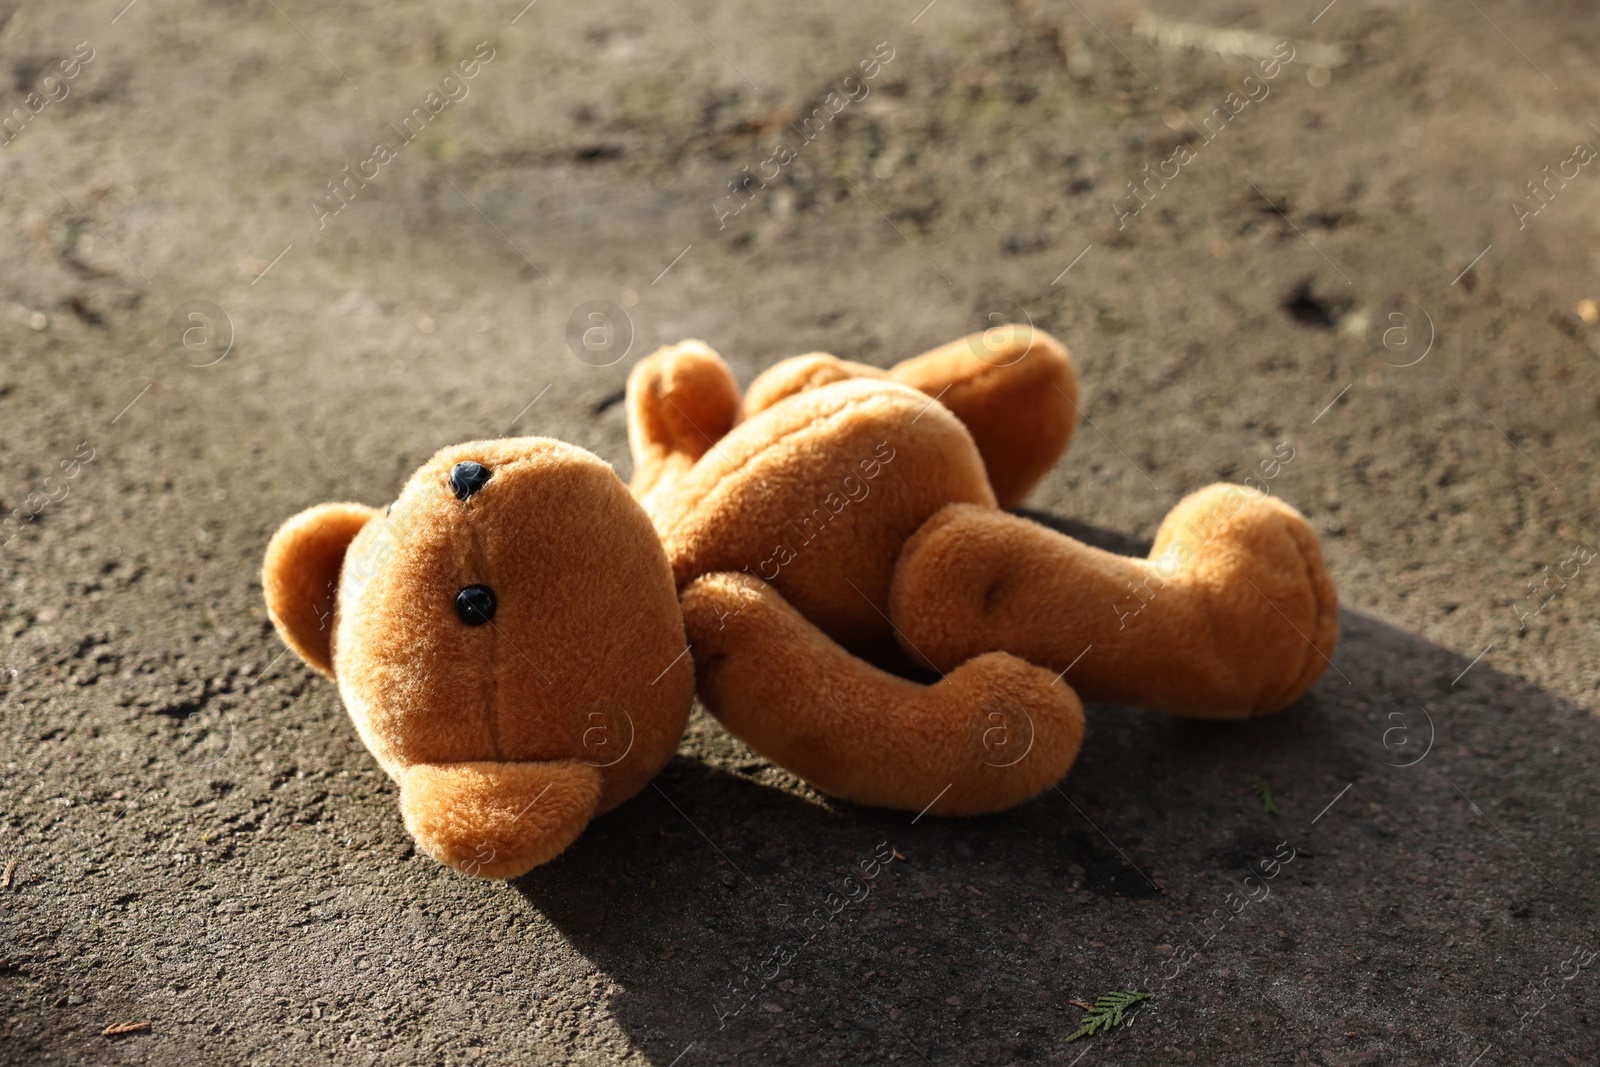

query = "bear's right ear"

[{"left": 262, "top": 503, "right": 378, "bottom": 678}]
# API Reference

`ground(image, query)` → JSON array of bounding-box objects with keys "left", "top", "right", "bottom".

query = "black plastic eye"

[
  {"left": 449, "top": 461, "right": 491, "bottom": 500},
  {"left": 455, "top": 585, "right": 496, "bottom": 626}
]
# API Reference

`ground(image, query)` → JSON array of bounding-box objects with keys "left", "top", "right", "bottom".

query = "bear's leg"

[
  {"left": 889, "top": 486, "right": 1339, "bottom": 718},
  {"left": 887, "top": 326, "right": 1078, "bottom": 509},
  {"left": 740, "top": 327, "right": 1078, "bottom": 509},
  {"left": 626, "top": 340, "right": 742, "bottom": 521},
  {"left": 680, "top": 571, "right": 1085, "bottom": 815}
]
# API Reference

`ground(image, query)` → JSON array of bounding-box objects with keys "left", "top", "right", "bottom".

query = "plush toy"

[{"left": 262, "top": 328, "right": 1337, "bottom": 879}]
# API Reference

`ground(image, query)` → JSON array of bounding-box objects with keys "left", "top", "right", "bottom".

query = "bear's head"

[{"left": 262, "top": 438, "right": 694, "bottom": 878}]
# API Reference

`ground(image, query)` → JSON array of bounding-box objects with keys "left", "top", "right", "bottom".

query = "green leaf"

[
  {"left": 1250, "top": 781, "right": 1280, "bottom": 815},
  {"left": 1065, "top": 991, "right": 1151, "bottom": 1042}
]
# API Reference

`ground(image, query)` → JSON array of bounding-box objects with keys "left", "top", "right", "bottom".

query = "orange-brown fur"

[
  {"left": 262, "top": 328, "right": 1337, "bottom": 879},
  {"left": 265, "top": 439, "right": 693, "bottom": 880}
]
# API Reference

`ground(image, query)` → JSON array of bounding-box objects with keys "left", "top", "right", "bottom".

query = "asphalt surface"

[{"left": 2, "top": 0, "right": 1599, "bottom": 1063}]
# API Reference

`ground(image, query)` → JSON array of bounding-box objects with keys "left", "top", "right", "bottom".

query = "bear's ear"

[{"left": 262, "top": 503, "right": 378, "bottom": 678}]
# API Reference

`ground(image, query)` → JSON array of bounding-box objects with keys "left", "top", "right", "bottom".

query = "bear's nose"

[
  {"left": 455, "top": 585, "right": 497, "bottom": 625},
  {"left": 449, "top": 461, "right": 492, "bottom": 499}
]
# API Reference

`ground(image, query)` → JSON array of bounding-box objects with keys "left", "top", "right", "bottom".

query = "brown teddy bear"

[{"left": 262, "top": 327, "right": 1337, "bottom": 879}]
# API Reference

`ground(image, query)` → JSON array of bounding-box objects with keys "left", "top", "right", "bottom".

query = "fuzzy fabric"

[
  {"left": 739, "top": 325, "right": 1078, "bottom": 509},
  {"left": 680, "top": 571, "right": 1086, "bottom": 815},
  {"left": 889, "top": 491, "right": 1339, "bottom": 717},
  {"left": 650, "top": 373, "right": 995, "bottom": 664},
  {"left": 262, "top": 502, "right": 376, "bottom": 677},
  {"left": 262, "top": 328, "right": 1337, "bottom": 879},
  {"left": 264, "top": 438, "right": 693, "bottom": 879}
]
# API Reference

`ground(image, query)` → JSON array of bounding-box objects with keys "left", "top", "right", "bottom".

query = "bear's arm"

[{"left": 679, "top": 570, "right": 1086, "bottom": 815}]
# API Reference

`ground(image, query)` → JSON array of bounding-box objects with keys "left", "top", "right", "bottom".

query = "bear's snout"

[{"left": 398, "top": 759, "right": 603, "bottom": 879}]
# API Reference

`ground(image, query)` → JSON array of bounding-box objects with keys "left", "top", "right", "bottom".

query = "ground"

[{"left": 2, "top": 0, "right": 1598, "bottom": 1063}]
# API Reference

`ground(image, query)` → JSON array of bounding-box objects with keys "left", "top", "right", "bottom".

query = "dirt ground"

[{"left": 2, "top": 0, "right": 1599, "bottom": 1063}]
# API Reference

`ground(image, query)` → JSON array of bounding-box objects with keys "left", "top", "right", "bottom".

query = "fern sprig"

[
  {"left": 1065, "top": 990, "right": 1150, "bottom": 1042},
  {"left": 1250, "top": 781, "right": 1280, "bottom": 815}
]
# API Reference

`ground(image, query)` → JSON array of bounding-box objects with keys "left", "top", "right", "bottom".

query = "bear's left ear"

[{"left": 262, "top": 503, "right": 378, "bottom": 679}]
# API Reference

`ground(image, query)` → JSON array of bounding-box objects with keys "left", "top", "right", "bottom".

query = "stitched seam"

[
  {"left": 660, "top": 388, "right": 916, "bottom": 544},
  {"left": 898, "top": 341, "right": 1060, "bottom": 396},
  {"left": 460, "top": 479, "right": 502, "bottom": 761}
]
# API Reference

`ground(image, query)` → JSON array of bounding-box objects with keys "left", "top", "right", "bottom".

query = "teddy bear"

[{"left": 262, "top": 327, "right": 1337, "bottom": 880}]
